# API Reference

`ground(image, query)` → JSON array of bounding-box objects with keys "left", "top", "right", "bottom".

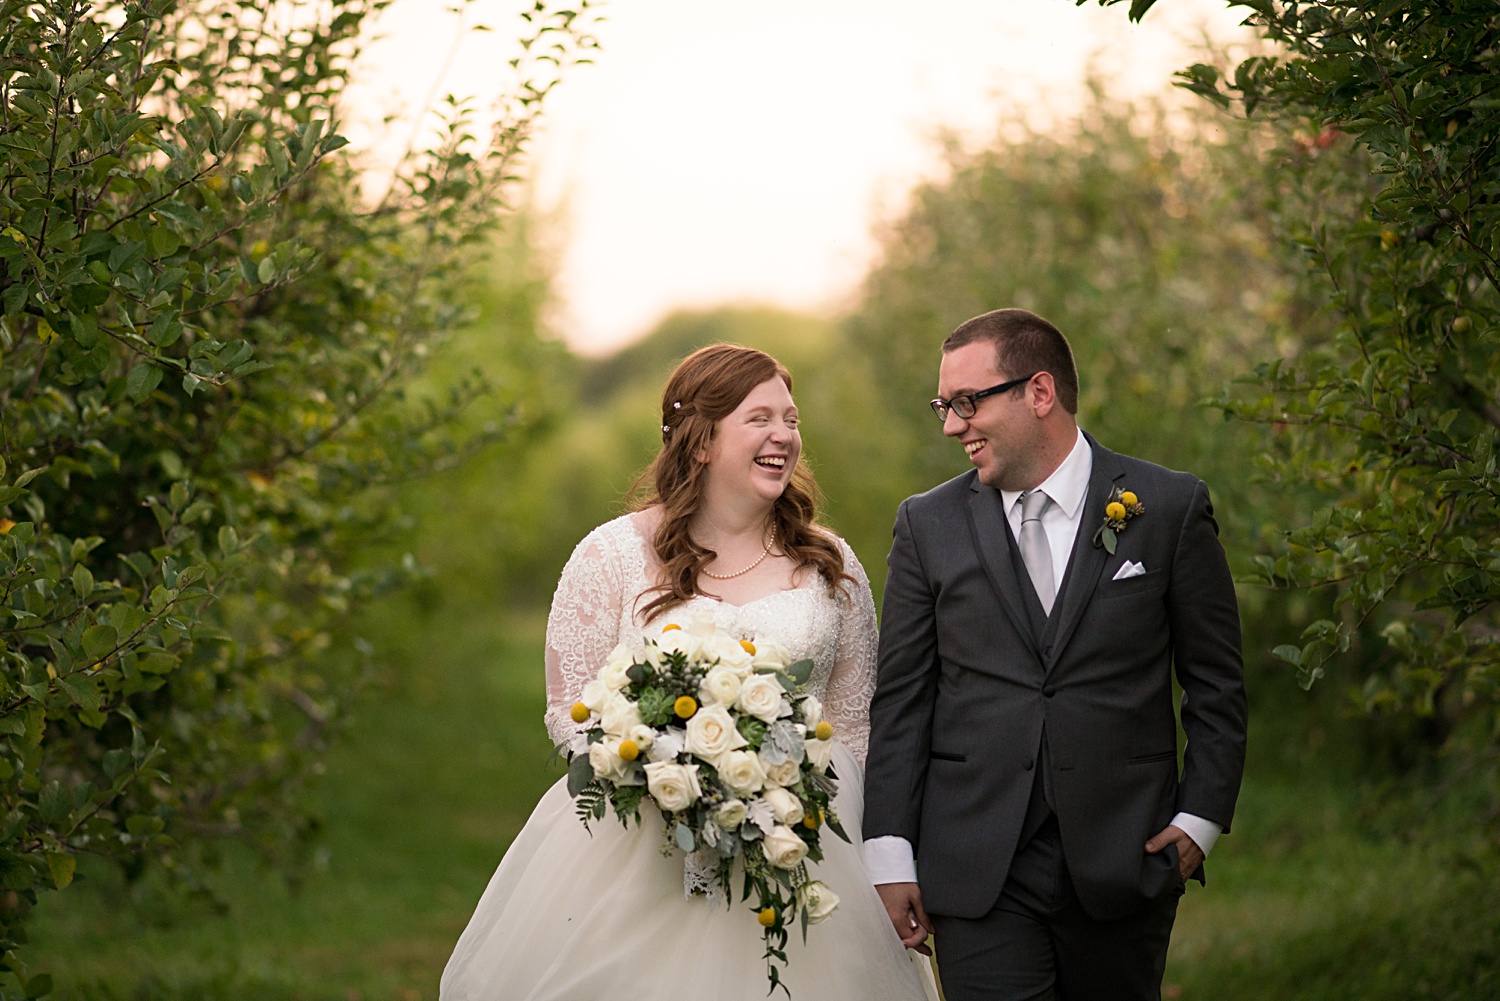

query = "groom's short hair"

[{"left": 944, "top": 309, "right": 1079, "bottom": 415}]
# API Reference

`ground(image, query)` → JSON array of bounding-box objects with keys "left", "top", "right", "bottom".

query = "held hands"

[
  {"left": 876, "top": 882, "right": 935, "bottom": 956},
  {"left": 1144, "top": 824, "right": 1204, "bottom": 882}
]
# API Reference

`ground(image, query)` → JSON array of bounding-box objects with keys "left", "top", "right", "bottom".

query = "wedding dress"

[{"left": 441, "top": 514, "right": 938, "bottom": 1000}]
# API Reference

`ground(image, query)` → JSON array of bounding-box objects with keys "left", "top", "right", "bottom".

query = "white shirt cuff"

[
  {"left": 863, "top": 835, "right": 918, "bottom": 884},
  {"left": 1170, "top": 812, "right": 1222, "bottom": 857}
]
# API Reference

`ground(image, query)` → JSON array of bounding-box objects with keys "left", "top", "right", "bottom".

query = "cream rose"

[
  {"left": 580, "top": 679, "right": 610, "bottom": 712},
  {"left": 795, "top": 880, "right": 840, "bottom": 924},
  {"left": 588, "top": 738, "right": 630, "bottom": 783},
  {"left": 737, "top": 674, "right": 786, "bottom": 724},
  {"left": 709, "top": 634, "right": 755, "bottom": 673},
  {"left": 750, "top": 638, "right": 790, "bottom": 672},
  {"left": 657, "top": 627, "right": 705, "bottom": 662},
  {"left": 599, "top": 643, "right": 635, "bottom": 691},
  {"left": 644, "top": 761, "right": 701, "bottom": 813},
  {"left": 804, "top": 736, "right": 834, "bottom": 772},
  {"left": 763, "top": 786, "right": 805, "bottom": 826},
  {"left": 715, "top": 798, "right": 748, "bottom": 830},
  {"left": 627, "top": 724, "right": 657, "bottom": 752},
  {"left": 800, "top": 695, "right": 823, "bottom": 730},
  {"left": 698, "top": 665, "right": 742, "bottom": 708},
  {"left": 717, "top": 749, "right": 767, "bottom": 797},
  {"left": 762, "top": 756, "right": 801, "bottom": 788},
  {"left": 763, "top": 824, "right": 809, "bottom": 869},
  {"left": 684, "top": 704, "right": 747, "bottom": 760},
  {"left": 599, "top": 693, "right": 643, "bottom": 737}
]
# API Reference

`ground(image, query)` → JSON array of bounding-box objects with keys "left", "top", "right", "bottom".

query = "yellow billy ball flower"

[
  {"left": 570, "top": 702, "right": 590, "bottom": 724},
  {"left": 662, "top": 623, "right": 682, "bottom": 632},
  {"left": 814, "top": 721, "right": 833, "bottom": 741},
  {"left": 618, "top": 739, "right": 640, "bottom": 762},
  {"left": 1120, "top": 491, "right": 1138, "bottom": 508},
  {"left": 1106, "top": 501, "right": 1127, "bottom": 521},
  {"left": 740, "top": 640, "right": 757, "bottom": 655},
  {"left": 803, "top": 810, "right": 821, "bottom": 830},
  {"left": 674, "top": 696, "right": 698, "bottom": 719},
  {"left": 757, "top": 907, "right": 777, "bottom": 927}
]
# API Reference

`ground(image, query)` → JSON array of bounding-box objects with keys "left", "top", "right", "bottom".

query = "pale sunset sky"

[{"left": 349, "top": 1, "right": 1254, "bottom": 355}]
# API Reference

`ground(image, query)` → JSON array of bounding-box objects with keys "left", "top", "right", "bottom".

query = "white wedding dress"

[{"left": 441, "top": 514, "right": 938, "bottom": 1000}]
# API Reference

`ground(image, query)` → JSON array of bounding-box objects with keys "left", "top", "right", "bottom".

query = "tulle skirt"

[{"left": 441, "top": 742, "right": 938, "bottom": 1000}]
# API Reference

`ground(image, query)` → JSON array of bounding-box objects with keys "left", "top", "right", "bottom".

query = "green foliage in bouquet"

[
  {"left": 1098, "top": 0, "right": 1500, "bottom": 778},
  {"left": 565, "top": 624, "right": 848, "bottom": 996},
  {"left": 0, "top": 0, "right": 596, "bottom": 987}
]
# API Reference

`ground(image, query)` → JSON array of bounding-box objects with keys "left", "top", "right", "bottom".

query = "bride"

[{"left": 441, "top": 344, "right": 937, "bottom": 1000}]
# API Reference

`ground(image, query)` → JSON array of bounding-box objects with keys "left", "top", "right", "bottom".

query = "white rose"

[
  {"left": 684, "top": 705, "right": 747, "bottom": 760},
  {"left": 762, "top": 824, "right": 808, "bottom": 869},
  {"left": 737, "top": 675, "right": 786, "bottom": 724},
  {"left": 796, "top": 880, "right": 840, "bottom": 924},
  {"left": 627, "top": 724, "right": 657, "bottom": 751},
  {"left": 715, "top": 799, "right": 747, "bottom": 830},
  {"left": 657, "top": 626, "right": 705, "bottom": 662},
  {"left": 800, "top": 695, "right": 823, "bottom": 730},
  {"left": 709, "top": 634, "right": 755, "bottom": 672},
  {"left": 717, "top": 749, "right": 767, "bottom": 797},
  {"left": 762, "top": 756, "right": 801, "bottom": 788},
  {"left": 580, "top": 679, "right": 610, "bottom": 712},
  {"left": 599, "top": 643, "right": 636, "bottom": 691},
  {"left": 644, "top": 761, "right": 701, "bottom": 813},
  {"left": 698, "top": 665, "right": 743, "bottom": 708},
  {"left": 750, "top": 638, "right": 790, "bottom": 672},
  {"left": 804, "top": 737, "right": 834, "bottom": 772},
  {"left": 589, "top": 738, "right": 629, "bottom": 783},
  {"left": 763, "top": 786, "right": 805, "bottom": 826},
  {"left": 600, "top": 693, "right": 643, "bottom": 737}
]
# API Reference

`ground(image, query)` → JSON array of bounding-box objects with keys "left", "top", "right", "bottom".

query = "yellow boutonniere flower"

[{"left": 1092, "top": 486, "right": 1145, "bottom": 555}]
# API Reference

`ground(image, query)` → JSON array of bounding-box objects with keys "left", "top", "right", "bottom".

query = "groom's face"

[{"left": 938, "top": 341, "right": 1038, "bottom": 491}]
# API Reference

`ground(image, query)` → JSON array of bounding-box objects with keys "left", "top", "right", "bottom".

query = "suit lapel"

[
  {"left": 1043, "top": 434, "right": 1125, "bottom": 669},
  {"left": 967, "top": 479, "right": 1042, "bottom": 659}
]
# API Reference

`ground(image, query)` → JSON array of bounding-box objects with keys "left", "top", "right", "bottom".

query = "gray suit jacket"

[{"left": 862, "top": 434, "right": 1247, "bottom": 922}]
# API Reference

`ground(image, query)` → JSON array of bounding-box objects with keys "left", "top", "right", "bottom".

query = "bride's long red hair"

[{"left": 632, "top": 344, "right": 850, "bottom": 622}]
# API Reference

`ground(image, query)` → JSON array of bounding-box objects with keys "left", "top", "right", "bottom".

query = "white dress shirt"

[{"left": 865, "top": 429, "right": 1221, "bottom": 885}]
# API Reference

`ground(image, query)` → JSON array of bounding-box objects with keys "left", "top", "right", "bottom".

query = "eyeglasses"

[{"left": 930, "top": 373, "right": 1038, "bottom": 422}]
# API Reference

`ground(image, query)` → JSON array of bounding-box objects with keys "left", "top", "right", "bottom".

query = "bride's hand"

[{"left": 876, "top": 882, "right": 934, "bottom": 955}]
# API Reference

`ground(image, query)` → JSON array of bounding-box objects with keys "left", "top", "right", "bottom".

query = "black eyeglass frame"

[{"left": 930, "top": 372, "right": 1039, "bottom": 422}]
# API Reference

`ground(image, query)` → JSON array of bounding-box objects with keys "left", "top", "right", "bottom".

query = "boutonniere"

[{"left": 1091, "top": 487, "right": 1144, "bottom": 555}]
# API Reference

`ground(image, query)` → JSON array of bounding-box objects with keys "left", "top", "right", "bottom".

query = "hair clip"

[
  {"left": 661, "top": 424, "right": 671, "bottom": 434},
  {"left": 672, "top": 402, "right": 682, "bottom": 411}
]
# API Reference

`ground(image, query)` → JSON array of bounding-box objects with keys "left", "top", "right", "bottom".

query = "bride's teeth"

[{"left": 756, "top": 456, "right": 785, "bottom": 468}]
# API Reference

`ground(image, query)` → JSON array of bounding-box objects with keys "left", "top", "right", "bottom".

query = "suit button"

[
  {"left": 1042, "top": 685, "right": 1056, "bottom": 698},
  {"left": 1023, "top": 756, "right": 1034, "bottom": 771}
]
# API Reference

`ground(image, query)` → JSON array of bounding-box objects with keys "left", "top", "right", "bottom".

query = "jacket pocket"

[
  {"left": 1127, "top": 749, "right": 1177, "bottom": 765},
  {"left": 929, "top": 750, "right": 967, "bottom": 763},
  {"left": 1098, "top": 569, "right": 1166, "bottom": 599}
]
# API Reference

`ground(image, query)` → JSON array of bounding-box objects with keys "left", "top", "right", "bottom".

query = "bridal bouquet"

[{"left": 563, "top": 616, "right": 848, "bottom": 996}]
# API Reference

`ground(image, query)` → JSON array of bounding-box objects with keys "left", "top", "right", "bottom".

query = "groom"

[{"left": 862, "top": 309, "right": 1247, "bottom": 1000}]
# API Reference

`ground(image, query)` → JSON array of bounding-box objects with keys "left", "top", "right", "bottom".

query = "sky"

[{"left": 350, "top": 1, "right": 1254, "bottom": 355}]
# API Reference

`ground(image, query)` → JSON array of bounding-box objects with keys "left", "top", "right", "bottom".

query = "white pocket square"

[{"left": 1112, "top": 560, "right": 1146, "bottom": 580}]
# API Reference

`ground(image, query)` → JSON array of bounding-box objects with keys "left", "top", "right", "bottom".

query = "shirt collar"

[{"left": 1000, "top": 427, "right": 1092, "bottom": 520}]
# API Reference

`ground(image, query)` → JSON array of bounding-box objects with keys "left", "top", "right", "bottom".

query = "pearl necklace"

[{"left": 701, "top": 525, "right": 777, "bottom": 580}]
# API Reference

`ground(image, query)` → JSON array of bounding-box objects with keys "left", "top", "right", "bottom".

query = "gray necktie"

[{"left": 1019, "top": 490, "right": 1056, "bottom": 615}]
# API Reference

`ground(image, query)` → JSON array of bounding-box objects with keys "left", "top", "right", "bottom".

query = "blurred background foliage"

[{"left": 11, "top": 1, "right": 1500, "bottom": 999}]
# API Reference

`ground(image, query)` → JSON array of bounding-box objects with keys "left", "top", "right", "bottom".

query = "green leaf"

[
  {"left": 126, "top": 361, "right": 163, "bottom": 401},
  {"left": 46, "top": 852, "right": 76, "bottom": 890},
  {"left": 786, "top": 659, "right": 813, "bottom": 687},
  {"left": 82, "top": 624, "right": 118, "bottom": 660},
  {"left": 1101, "top": 527, "right": 1118, "bottom": 555},
  {"left": 257, "top": 255, "right": 275, "bottom": 284},
  {"left": 72, "top": 564, "right": 95, "bottom": 599},
  {"left": 674, "top": 822, "right": 695, "bottom": 852},
  {"left": 1271, "top": 644, "right": 1302, "bottom": 667},
  {"left": 0, "top": 716, "right": 26, "bottom": 736},
  {"left": 566, "top": 754, "right": 595, "bottom": 797},
  {"left": 25, "top": 973, "right": 54, "bottom": 999}
]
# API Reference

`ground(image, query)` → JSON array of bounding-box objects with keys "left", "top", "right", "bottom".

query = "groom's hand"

[
  {"left": 1145, "top": 824, "right": 1204, "bottom": 882},
  {"left": 876, "top": 882, "right": 934, "bottom": 955}
]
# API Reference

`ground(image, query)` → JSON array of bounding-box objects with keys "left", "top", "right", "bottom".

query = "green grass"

[
  {"left": 24, "top": 592, "right": 562, "bottom": 1001},
  {"left": 23, "top": 588, "right": 1500, "bottom": 1001}
]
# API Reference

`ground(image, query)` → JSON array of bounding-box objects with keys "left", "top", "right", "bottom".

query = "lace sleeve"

[
  {"left": 824, "top": 537, "right": 878, "bottom": 766},
  {"left": 543, "top": 528, "right": 626, "bottom": 747}
]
